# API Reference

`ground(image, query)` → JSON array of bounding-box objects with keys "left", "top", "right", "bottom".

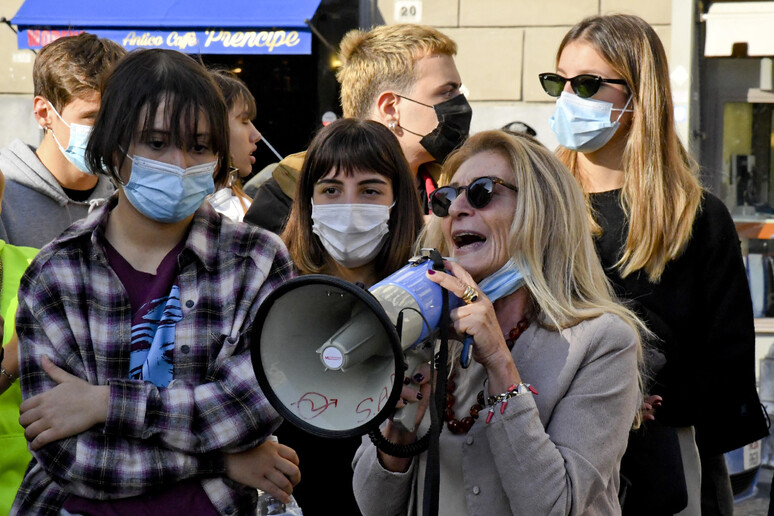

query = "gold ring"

[{"left": 461, "top": 285, "right": 478, "bottom": 304}]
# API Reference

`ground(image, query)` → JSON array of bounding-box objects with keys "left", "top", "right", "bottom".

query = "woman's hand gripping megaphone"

[
  {"left": 367, "top": 250, "right": 445, "bottom": 434},
  {"left": 390, "top": 360, "right": 433, "bottom": 438}
]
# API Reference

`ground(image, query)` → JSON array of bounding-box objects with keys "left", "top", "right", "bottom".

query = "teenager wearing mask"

[
  {"left": 245, "top": 23, "right": 471, "bottom": 234},
  {"left": 541, "top": 14, "right": 768, "bottom": 516},
  {"left": 12, "top": 49, "right": 300, "bottom": 515},
  {"left": 0, "top": 33, "right": 125, "bottom": 249},
  {"left": 208, "top": 69, "right": 261, "bottom": 222},
  {"left": 278, "top": 118, "right": 424, "bottom": 514}
]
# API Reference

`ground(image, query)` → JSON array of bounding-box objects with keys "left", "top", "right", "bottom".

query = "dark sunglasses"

[
  {"left": 430, "top": 176, "right": 518, "bottom": 217},
  {"left": 538, "top": 72, "right": 628, "bottom": 99}
]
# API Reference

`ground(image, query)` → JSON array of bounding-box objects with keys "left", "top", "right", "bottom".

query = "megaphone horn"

[
  {"left": 251, "top": 275, "right": 404, "bottom": 438},
  {"left": 250, "top": 249, "right": 459, "bottom": 439}
]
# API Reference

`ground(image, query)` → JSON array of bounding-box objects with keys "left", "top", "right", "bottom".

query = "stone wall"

[{"left": 376, "top": 0, "right": 673, "bottom": 148}]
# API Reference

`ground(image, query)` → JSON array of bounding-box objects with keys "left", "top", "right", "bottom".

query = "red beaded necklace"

[{"left": 444, "top": 318, "right": 530, "bottom": 434}]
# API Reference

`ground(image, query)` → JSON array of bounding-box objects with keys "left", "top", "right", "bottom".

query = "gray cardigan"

[{"left": 352, "top": 313, "right": 640, "bottom": 516}]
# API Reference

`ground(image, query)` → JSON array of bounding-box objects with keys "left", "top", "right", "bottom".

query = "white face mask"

[{"left": 311, "top": 201, "right": 392, "bottom": 269}]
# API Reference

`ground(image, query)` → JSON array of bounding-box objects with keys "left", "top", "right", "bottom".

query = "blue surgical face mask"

[
  {"left": 549, "top": 91, "right": 633, "bottom": 152},
  {"left": 47, "top": 101, "right": 94, "bottom": 174},
  {"left": 122, "top": 154, "right": 216, "bottom": 223},
  {"left": 478, "top": 259, "right": 526, "bottom": 303}
]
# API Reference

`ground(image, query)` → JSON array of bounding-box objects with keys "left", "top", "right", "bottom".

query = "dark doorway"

[{"left": 203, "top": 0, "right": 359, "bottom": 177}]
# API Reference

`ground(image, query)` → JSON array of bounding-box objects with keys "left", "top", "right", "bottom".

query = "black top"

[
  {"left": 62, "top": 185, "right": 97, "bottom": 203},
  {"left": 244, "top": 177, "right": 293, "bottom": 235},
  {"left": 273, "top": 423, "right": 362, "bottom": 515},
  {"left": 590, "top": 189, "right": 768, "bottom": 454}
]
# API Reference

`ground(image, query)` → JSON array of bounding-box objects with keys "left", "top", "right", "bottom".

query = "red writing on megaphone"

[{"left": 291, "top": 392, "right": 338, "bottom": 420}]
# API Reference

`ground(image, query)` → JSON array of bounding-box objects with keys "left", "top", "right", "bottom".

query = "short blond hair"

[{"left": 336, "top": 24, "right": 457, "bottom": 119}]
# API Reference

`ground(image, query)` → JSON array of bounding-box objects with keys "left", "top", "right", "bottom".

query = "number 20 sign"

[{"left": 394, "top": 0, "right": 423, "bottom": 23}]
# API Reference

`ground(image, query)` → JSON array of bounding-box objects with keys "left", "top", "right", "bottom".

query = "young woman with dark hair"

[
  {"left": 282, "top": 117, "right": 424, "bottom": 286},
  {"left": 278, "top": 117, "right": 424, "bottom": 515},
  {"left": 208, "top": 68, "right": 261, "bottom": 222},
  {"left": 12, "top": 48, "right": 300, "bottom": 515}
]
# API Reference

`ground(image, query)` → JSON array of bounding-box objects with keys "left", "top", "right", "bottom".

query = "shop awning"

[
  {"left": 11, "top": 0, "right": 322, "bottom": 54},
  {"left": 704, "top": 1, "right": 774, "bottom": 57}
]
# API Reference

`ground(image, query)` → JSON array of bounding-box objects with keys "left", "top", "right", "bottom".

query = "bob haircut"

[
  {"left": 282, "top": 118, "right": 423, "bottom": 278},
  {"left": 209, "top": 68, "right": 257, "bottom": 120},
  {"left": 86, "top": 49, "right": 230, "bottom": 184},
  {"left": 554, "top": 14, "right": 702, "bottom": 282},
  {"left": 209, "top": 68, "right": 258, "bottom": 193},
  {"left": 420, "top": 130, "right": 644, "bottom": 337}
]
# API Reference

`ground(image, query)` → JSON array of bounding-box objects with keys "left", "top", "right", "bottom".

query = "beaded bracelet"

[{"left": 485, "top": 383, "right": 538, "bottom": 424}]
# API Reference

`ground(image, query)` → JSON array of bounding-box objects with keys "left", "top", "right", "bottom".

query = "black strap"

[
  {"left": 368, "top": 249, "right": 449, "bottom": 515},
  {"left": 422, "top": 285, "right": 449, "bottom": 516}
]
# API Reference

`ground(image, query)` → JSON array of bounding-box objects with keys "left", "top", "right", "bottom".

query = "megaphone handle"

[
  {"left": 460, "top": 335, "right": 474, "bottom": 368},
  {"left": 392, "top": 349, "right": 432, "bottom": 433}
]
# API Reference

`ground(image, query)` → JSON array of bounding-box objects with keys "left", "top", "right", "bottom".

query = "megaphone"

[{"left": 251, "top": 249, "right": 457, "bottom": 439}]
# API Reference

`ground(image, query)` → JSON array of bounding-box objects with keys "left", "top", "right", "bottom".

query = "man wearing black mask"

[{"left": 244, "top": 23, "right": 471, "bottom": 233}]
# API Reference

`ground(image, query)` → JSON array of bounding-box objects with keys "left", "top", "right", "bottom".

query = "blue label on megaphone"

[{"left": 369, "top": 257, "right": 462, "bottom": 349}]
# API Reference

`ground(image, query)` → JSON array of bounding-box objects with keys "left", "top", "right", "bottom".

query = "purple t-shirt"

[
  {"left": 62, "top": 238, "right": 218, "bottom": 516},
  {"left": 105, "top": 238, "right": 184, "bottom": 320},
  {"left": 105, "top": 239, "right": 185, "bottom": 387}
]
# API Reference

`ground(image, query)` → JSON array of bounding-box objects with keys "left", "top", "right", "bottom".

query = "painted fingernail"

[
  {"left": 413, "top": 373, "right": 424, "bottom": 382},
  {"left": 402, "top": 362, "right": 409, "bottom": 370},
  {"left": 427, "top": 269, "right": 436, "bottom": 275},
  {"left": 401, "top": 398, "right": 408, "bottom": 405},
  {"left": 416, "top": 392, "right": 423, "bottom": 400},
  {"left": 403, "top": 377, "right": 411, "bottom": 385}
]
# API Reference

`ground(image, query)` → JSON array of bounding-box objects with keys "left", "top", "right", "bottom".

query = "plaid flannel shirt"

[{"left": 12, "top": 198, "right": 295, "bottom": 515}]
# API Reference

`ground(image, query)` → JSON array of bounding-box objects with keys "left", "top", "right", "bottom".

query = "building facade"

[{"left": 367, "top": 0, "right": 676, "bottom": 151}]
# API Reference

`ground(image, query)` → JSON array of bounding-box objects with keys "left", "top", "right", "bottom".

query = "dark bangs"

[
  {"left": 210, "top": 68, "right": 257, "bottom": 119},
  {"left": 284, "top": 118, "right": 423, "bottom": 278},
  {"left": 300, "top": 119, "right": 405, "bottom": 192},
  {"left": 86, "top": 49, "right": 229, "bottom": 183}
]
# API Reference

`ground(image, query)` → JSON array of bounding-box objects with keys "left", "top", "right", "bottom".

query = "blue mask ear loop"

[{"left": 46, "top": 102, "right": 74, "bottom": 156}]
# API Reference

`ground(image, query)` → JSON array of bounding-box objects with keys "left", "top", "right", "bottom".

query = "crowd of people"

[{"left": 0, "top": 12, "right": 767, "bottom": 516}]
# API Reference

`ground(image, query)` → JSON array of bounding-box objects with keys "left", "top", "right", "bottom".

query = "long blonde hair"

[
  {"left": 556, "top": 14, "right": 702, "bottom": 282},
  {"left": 420, "top": 130, "right": 644, "bottom": 336},
  {"left": 421, "top": 131, "right": 647, "bottom": 426}
]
